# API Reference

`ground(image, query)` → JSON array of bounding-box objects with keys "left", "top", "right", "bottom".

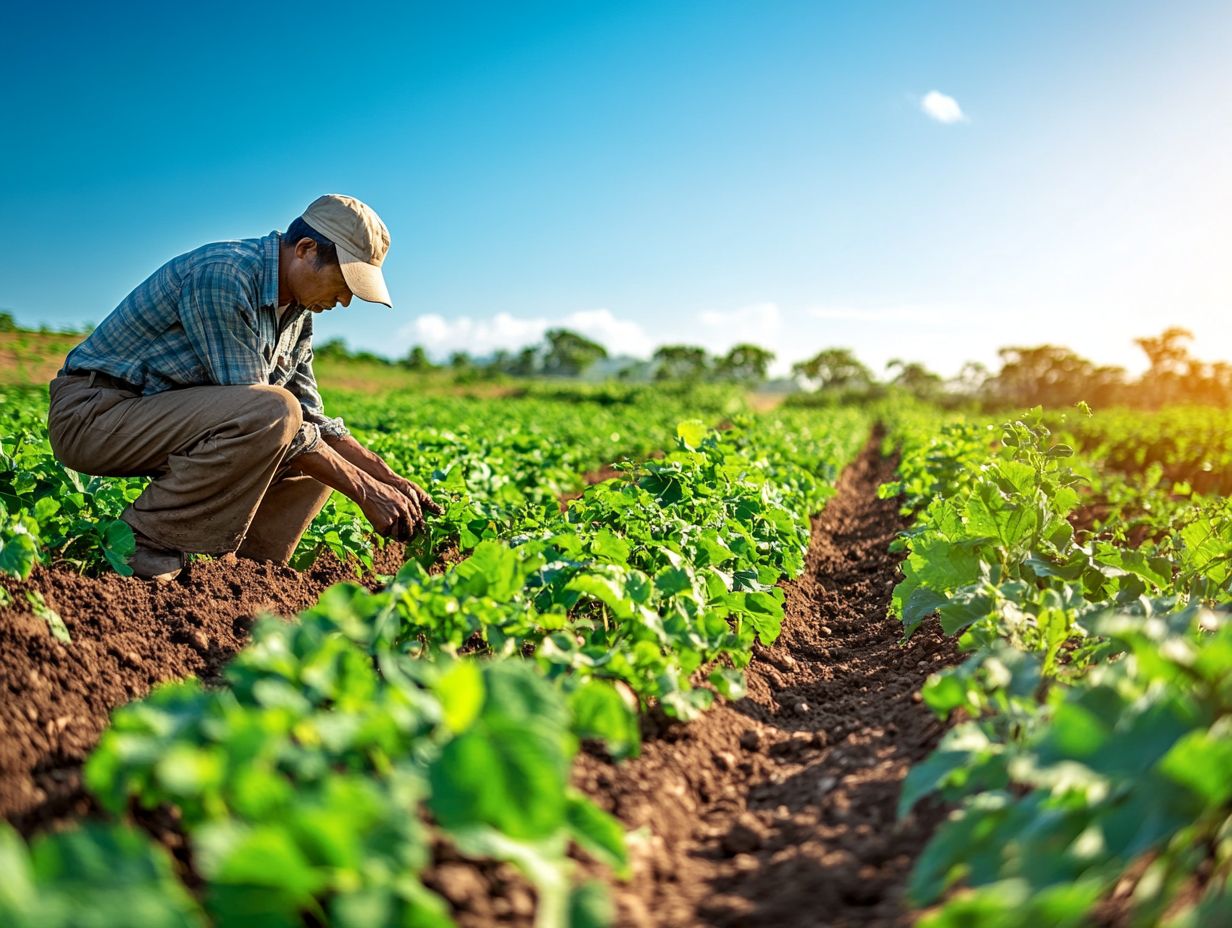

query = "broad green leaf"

[
  {"left": 708, "top": 668, "right": 747, "bottom": 701},
  {"left": 589, "top": 529, "right": 631, "bottom": 563},
  {"left": 23, "top": 823, "right": 206, "bottom": 928},
  {"left": 675, "top": 420, "right": 708, "bottom": 449},
  {"left": 965, "top": 482, "right": 1037, "bottom": 553},
  {"left": 428, "top": 722, "right": 569, "bottom": 841},
  {"left": 32, "top": 496, "right": 60, "bottom": 521},
  {"left": 569, "top": 681, "right": 640, "bottom": 759},
  {"left": 567, "top": 572, "right": 635, "bottom": 620},
  {"left": 1159, "top": 728, "right": 1232, "bottom": 805},
  {"left": 434, "top": 660, "right": 485, "bottom": 734},
  {"left": 569, "top": 882, "right": 615, "bottom": 928},
  {"left": 565, "top": 792, "right": 629, "bottom": 876}
]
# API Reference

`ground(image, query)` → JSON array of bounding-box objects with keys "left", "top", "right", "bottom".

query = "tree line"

[
  {"left": 7, "top": 309, "right": 1221, "bottom": 409},
  {"left": 277, "top": 325, "right": 1232, "bottom": 410},
  {"left": 786, "top": 328, "right": 1232, "bottom": 409},
  {"left": 318, "top": 329, "right": 777, "bottom": 383}
]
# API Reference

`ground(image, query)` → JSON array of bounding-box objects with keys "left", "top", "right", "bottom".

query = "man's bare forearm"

[
  {"left": 288, "top": 437, "right": 429, "bottom": 539},
  {"left": 324, "top": 433, "right": 402, "bottom": 485},
  {"left": 286, "top": 440, "right": 372, "bottom": 501},
  {"left": 326, "top": 433, "right": 442, "bottom": 518}
]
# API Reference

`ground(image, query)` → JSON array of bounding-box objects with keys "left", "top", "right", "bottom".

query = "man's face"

[{"left": 286, "top": 238, "right": 354, "bottom": 312}]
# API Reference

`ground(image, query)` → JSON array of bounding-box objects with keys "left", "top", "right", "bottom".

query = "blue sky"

[{"left": 2, "top": 1, "right": 1229, "bottom": 376}]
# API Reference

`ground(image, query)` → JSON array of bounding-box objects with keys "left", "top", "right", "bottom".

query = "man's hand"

[
  {"left": 323, "top": 433, "right": 444, "bottom": 528},
  {"left": 387, "top": 474, "right": 444, "bottom": 522},
  {"left": 289, "top": 438, "right": 441, "bottom": 541},
  {"left": 290, "top": 433, "right": 444, "bottom": 541},
  {"left": 355, "top": 478, "right": 426, "bottom": 541}
]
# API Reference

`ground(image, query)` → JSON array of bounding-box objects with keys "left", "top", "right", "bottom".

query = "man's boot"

[{"left": 127, "top": 529, "right": 185, "bottom": 582}]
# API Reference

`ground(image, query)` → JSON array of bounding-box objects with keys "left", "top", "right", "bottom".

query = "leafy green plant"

[
  {"left": 0, "top": 822, "right": 205, "bottom": 928},
  {"left": 883, "top": 404, "right": 1232, "bottom": 925},
  {"left": 3, "top": 384, "right": 866, "bottom": 925}
]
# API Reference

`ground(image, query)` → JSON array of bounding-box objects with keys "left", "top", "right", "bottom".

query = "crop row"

[
  {"left": 883, "top": 407, "right": 1232, "bottom": 926},
  {"left": 0, "top": 400, "right": 867, "bottom": 927},
  {"left": 1047, "top": 406, "right": 1232, "bottom": 497},
  {"left": 0, "top": 382, "right": 741, "bottom": 583}
]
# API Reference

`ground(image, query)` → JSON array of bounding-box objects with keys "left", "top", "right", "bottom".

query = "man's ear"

[{"left": 293, "top": 237, "right": 317, "bottom": 261}]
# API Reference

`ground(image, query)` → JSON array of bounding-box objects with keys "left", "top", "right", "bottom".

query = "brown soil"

[
  {"left": 573, "top": 435, "right": 958, "bottom": 928},
  {"left": 2, "top": 436, "right": 959, "bottom": 927},
  {"left": 1067, "top": 494, "right": 1161, "bottom": 549},
  {"left": 0, "top": 540, "right": 411, "bottom": 835}
]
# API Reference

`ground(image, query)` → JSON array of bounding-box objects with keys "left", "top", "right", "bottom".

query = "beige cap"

[{"left": 300, "top": 194, "right": 393, "bottom": 307}]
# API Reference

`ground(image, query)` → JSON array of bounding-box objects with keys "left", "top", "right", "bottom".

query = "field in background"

[
  {"left": 0, "top": 330, "right": 85, "bottom": 387},
  {"left": 0, "top": 329, "right": 791, "bottom": 408},
  {"left": 2, "top": 330, "right": 1231, "bottom": 927}
]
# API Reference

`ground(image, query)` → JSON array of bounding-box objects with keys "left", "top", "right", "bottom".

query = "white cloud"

[
  {"left": 397, "top": 308, "right": 654, "bottom": 359},
  {"left": 559, "top": 308, "right": 656, "bottom": 357},
  {"left": 920, "top": 90, "right": 967, "bottom": 124},
  {"left": 692, "top": 302, "right": 805, "bottom": 376},
  {"left": 403, "top": 311, "right": 549, "bottom": 357},
  {"left": 689, "top": 302, "right": 787, "bottom": 370}
]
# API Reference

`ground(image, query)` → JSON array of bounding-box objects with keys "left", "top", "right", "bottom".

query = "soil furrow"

[
  {"left": 574, "top": 433, "right": 958, "bottom": 927},
  {"left": 0, "top": 541, "right": 416, "bottom": 834}
]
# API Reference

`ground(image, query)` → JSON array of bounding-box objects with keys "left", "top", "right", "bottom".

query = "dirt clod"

[{"left": 721, "top": 814, "right": 767, "bottom": 855}]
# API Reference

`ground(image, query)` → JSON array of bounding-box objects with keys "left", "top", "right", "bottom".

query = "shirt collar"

[{"left": 260, "top": 231, "right": 281, "bottom": 309}]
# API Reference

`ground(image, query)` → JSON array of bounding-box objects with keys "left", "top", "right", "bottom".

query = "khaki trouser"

[{"left": 47, "top": 373, "right": 332, "bottom": 561}]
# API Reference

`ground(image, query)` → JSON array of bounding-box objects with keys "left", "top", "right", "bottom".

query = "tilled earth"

[
  {"left": 0, "top": 540, "right": 414, "bottom": 833},
  {"left": 1, "top": 440, "right": 957, "bottom": 926},
  {"left": 573, "top": 437, "right": 958, "bottom": 928}
]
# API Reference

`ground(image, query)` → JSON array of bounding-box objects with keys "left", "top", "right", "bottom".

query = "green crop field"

[{"left": 1, "top": 384, "right": 1230, "bottom": 927}]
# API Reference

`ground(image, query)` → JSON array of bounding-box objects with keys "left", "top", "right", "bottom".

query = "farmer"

[{"left": 47, "top": 194, "right": 440, "bottom": 581}]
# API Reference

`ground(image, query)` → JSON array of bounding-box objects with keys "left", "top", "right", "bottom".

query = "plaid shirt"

[{"left": 62, "top": 231, "right": 348, "bottom": 459}]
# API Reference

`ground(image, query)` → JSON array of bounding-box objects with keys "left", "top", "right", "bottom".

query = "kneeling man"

[{"left": 48, "top": 194, "right": 439, "bottom": 580}]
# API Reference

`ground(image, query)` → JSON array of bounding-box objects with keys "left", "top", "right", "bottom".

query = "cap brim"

[{"left": 337, "top": 243, "right": 392, "bottom": 308}]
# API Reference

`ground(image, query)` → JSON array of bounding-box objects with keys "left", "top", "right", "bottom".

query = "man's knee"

[{"left": 246, "top": 385, "right": 303, "bottom": 445}]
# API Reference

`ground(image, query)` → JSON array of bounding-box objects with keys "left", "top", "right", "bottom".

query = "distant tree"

[
  {"left": 314, "top": 337, "right": 352, "bottom": 361},
  {"left": 1085, "top": 365, "right": 1131, "bottom": 409},
  {"left": 653, "top": 344, "right": 710, "bottom": 381},
  {"left": 352, "top": 349, "right": 392, "bottom": 366},
  {"left": 1135, "top": 327, "right": 1194, "bottom": 377},
  {"left": 449, "top": 351, "right": 473, "bottom": 370},
  {"left": 986, "top": 345, "right": 1126, "bottom": 409},
  {"left": 509, "top": 345, "right": 540, "bottom": 377},
  {"left": 0, "top": 311, "right": 18, "bottom": 333},
  {"left": 1134, "top": 327, "right": 1195, "bottom": 408},
  {"left": 715, "top": 344, "right": 775, "bottom": 384},
  {"left": 400, "top": 345, "right": 434, "bottom": 371},
  {"left": 541, "top": 328, "right": 607, "bottom": 377},
  {"left": 791, "top": 348, "right": 873, "bottom": 393},
  {"left": 613, "top": 359, "right": 652, "bottom": 381},
  {"left": 1192, "top": 361, "right": 1232, "bottom": 406},
  {"left": 886, "top": 359, "right": 944, "bottom": 403},
  {"left": 949, "top": 361, "right": 991, "bottom": 399}
]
